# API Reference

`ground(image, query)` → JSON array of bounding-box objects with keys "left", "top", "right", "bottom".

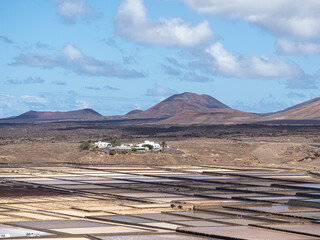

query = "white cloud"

[
  {"left": 54, "top": 0, "right": 101, "bottom": 24},
  {"left": 183, "top": 0, "right": 320, "bottom": 39},
  {"left": 204, "top": 42, "right": 302, "bottom": 79},
  {"left": 75, "top": 99, "right": 90, "bottom": 109},
  {"left": 145, "top": 85, "right": 177, "bottom": 96},
  {"left": 0, "top": 93, "right": 148, "bottom": 118},
  {"left": 276, "top": 39, "right": 320, "bottom": 56},
  {"left": 0, "top": 94, "right": 48, "bottom": 118},
  {"left": 115, "top": 0, "right": 213, "bottom": 47},
  {"left": 6, "top": 77, "right": 45, "bottom": 85},
  {"left": 63, "top": 44, "right": 83, "bottom": 59},
  {"left": 20, "top": 95, "right": 46, "bottom": 104},
  {"left": 12, "top": 44, "right": 144, "bottom": 79}
]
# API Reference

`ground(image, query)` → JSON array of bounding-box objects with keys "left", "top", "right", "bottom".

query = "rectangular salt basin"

[
  {"left": 96, "top": 215, "right": 154, "bottom": 223},
  {"left": 141, "top": 222, "right": 184, "bottom": 230},
  {"left": 284, "top": 184, "right": 320, "bottom": 189},
  {"left": 174, "top": 175, "right": 236, "bottom": 180},
  {"left": 282, "top": 211, "right": 320, "bottom": 219},
  {"left": 51, "top": 226, "right": 150, "bottom": 234},
  {"left": 133, "top": 213, "right": 192, "bottom": 222},
  {"left": 113, "top": 192, "right": 182, "bottom": 198},
  {"left": 0, "top": 174, "right": 30, "bottom": 178},
  {"left": 53, "top": 184, "right": 112, "bottom": 189},
  {"left": 146, "top": 197, "right": 208, "bottom": 203},
  {"left": 0, "top": 224, "right": 51, "bottom": 238},
  {"left": 168, "top": 211, "right": 231, "bottom": 219},
  {"left": 304, "top": 199, "right": 320, "bottom": 203},
  {"left": 9, "top": 178, "right": 83, "bottom": 185},
  {"left": 260, "top": 175, "right": 312, "bottom": 179},
  {"left": 247, "top": 196, "right": 305, "bottom": 201},
  {"left": 180, "top": 226, "right": 318, "bottom": 240},
  {"left": 266, "top": 224, "right": 320, "bottom": 236},
  {"left": 10, "top": 177, "right": 56, "bottom": 181},
  {"left": 30, "top": 180, "right": 84, "bottom": 185},
  {"left": 216, "top": 218, "right": 265, "bottom": 225},
  {"left": 80, "top": 180, "right": 132, "bottom": 184},
  {"left": 54, "top": 176, "right": 108, "bottom": 181},
  {"left": 126, "top": 178, "right": 181, "bottom": 183},
  {"left": 11, "top": 220, "right": 114, "bottom": 229},
  {"left": 212, "top": 209, "right": 257, "bottom": 216},
  {"left": 244, "top": 205, "right": 316, "bottom": 213},
  {"left": 96, "top": 234, "right": 207, "bottom": 239},
  {"left": 174, "top": 220, "right": 229, "bottom": 227}
]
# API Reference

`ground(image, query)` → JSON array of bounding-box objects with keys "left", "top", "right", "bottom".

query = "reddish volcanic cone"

[{"left": 127, "top": 92, "right": 230, "bottom": 119}]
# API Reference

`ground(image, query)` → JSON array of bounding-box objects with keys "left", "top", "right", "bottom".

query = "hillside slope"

[
  {"left": 126, "top": 92, "right": 230, "bottom": 119},
  {"left": 6, "top": 109, "right": 103, "bottom": 122}
]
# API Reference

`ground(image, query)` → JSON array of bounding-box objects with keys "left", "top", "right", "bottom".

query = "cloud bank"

[
  {"left": 6, "top": 77, "right": 45, "bottom": 85},
  {"left": 276, "top": 39, "right": 320, "bottom": 56},
  {"left": 54, "top": 0, "right": 101, "bottom": 24},
  {"left": 115, "top": 0, "right": 213, "bottom": 47},
  {"left": 204, "top": 42, "right": 302, "bottom": 79},
  {"left": 145, "top": 85, "right": 177, "bottom": 96},
  {"left": 12, "top": 44, "right": 144, "bottom": 79},
  {"left": 183, "top": 0, "right": 320, "bottom": 39}
]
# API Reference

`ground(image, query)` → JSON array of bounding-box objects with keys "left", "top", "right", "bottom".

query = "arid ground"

[{"left": 0, "top": 122, "right": 319, "bottom": 171}]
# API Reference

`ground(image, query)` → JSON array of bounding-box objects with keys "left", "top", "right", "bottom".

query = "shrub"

[
  {"left": 109, "top": 149, "right": 116, "bottom": 155},
  {"left": 110, "top": 137, "right": 121, "bottom": 147},
  {"left": 120, "top": 150, "right": 129, "bottom": 154},
  {"left": 132, "top": 148, "right": 137, "bottom": 153},
  {"left": 79, "top": 142, "right": 90, "bottom": 150},
  {"left": 142, "top": 144, "right": 153, "bottom": 150}
]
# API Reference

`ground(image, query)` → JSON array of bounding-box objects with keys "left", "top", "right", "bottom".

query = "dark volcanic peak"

[
  {"left": 13, "top": 108, "right": 103, "bottom": 121},
  {"left": 128, "top": 92, "right": 230, "bottom": 119},
  {"left": 163, "top": 92, "right": 229, "bottom": 109}
]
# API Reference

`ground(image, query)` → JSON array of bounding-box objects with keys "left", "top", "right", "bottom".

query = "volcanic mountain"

[
  {"left": 260, "top": 97, "right": 320, "bottom": 123},
  {"left": 158, "top": 109, "right": 258, "bottom": 125},
  {"left": 6, "top": 108, "right": 103, "bottom": 122},
  {"left": 126, "top": 92, "right": 230, "bottom": 119}
]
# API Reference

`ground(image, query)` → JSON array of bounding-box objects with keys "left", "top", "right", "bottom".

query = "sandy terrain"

[{"left": 1, "top": 123, "right": 319, "bottom": 171}]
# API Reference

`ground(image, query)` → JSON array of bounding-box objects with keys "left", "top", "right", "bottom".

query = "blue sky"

[{"left": 1, "top": 0, "right": 320, "bottom": 118}]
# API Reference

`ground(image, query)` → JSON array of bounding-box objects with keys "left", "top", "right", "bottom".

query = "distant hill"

[
  {"left": 125, "top": 109, "right": 143, "bottom": 116},
  {"left": 158, "top": 109, "right": 258, "bottom": 125},
  {"left": 2, "top": 93, "right": 320, "bottom": 125},
  {"left": 260, "top": 98, "right": 320, "bottom": 122},
  {"left": 3, "top": 109, "right": 103, "bottom": 122},
  {"left": 126, "top": 92, "right": 230, "bottom": 119}
]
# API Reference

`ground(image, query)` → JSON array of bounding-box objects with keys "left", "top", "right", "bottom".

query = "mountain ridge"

[
  {"left": 3, "top": 108, "right": 103, "bottom": 122},
  {"left": 1, "top": 93, "right": 320, "bottom": 125}
]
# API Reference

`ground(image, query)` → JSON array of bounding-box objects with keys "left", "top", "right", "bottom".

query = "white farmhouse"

[
  {"left": 136, "top": 140, "right": 161, "bottom": 150},
  {"left": 94, "top": 141, "right": 111, "bottom": 148}
]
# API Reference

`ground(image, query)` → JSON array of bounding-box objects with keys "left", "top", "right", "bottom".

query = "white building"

[
  {"left": 94, "top": 141, "right": 111, "bottom": 148},
  {"left": 136, "top": 140, "right": 161, "bottom": 150}
]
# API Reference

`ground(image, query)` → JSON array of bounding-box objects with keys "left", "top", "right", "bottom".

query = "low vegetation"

[
  {"left": 79, "top": 141, "right": 90, "bottom": 150},
  {"left": 110, "top": 137, "right": 121, "bottom": 147}
]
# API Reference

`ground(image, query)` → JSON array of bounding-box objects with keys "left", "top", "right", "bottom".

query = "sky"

[{"left": 1, "top": 0, "right": 320, "bottom": 118}]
